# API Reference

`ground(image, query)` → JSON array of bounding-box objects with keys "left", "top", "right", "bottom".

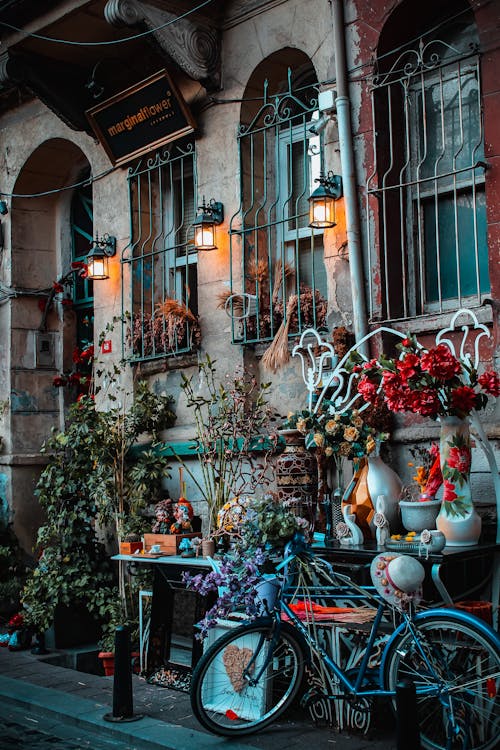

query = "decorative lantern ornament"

[
  {"left": 193, "top": 198, "right": 224, "bottom": 250},
  {"left": 86, "top": 234, "right": 116, "bottom": 280},
  {"left": 308, "top": 172, "right": 343, "bottom": 228}
]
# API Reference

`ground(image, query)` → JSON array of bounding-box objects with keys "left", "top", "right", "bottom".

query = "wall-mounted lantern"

[
  {"left": 86, "top": 234, "right": 116, "bottom": 280},
  {"left": 308, "top": 172, "right": 343, "bottom": 228},
  {"left": 193, "top": 198, "right": 224, "bottom": 251}
]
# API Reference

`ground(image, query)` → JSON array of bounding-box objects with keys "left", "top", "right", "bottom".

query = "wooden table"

[{"left": 112, "top": 553, "right": 215, "bottom": 675}]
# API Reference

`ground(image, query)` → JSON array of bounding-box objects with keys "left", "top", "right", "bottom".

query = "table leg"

[{"left": 430, "top": 563, "right": 454, "bottom": 605}]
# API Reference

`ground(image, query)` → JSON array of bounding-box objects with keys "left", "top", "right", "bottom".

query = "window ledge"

[
  {"left": 129, "top": 351, "right": 200, "bottom": 375},
  {"left": 370, "top": 303, "right": 493, "bottom": 337}
]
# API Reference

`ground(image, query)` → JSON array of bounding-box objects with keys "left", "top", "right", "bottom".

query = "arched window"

[
  {"left": 228, "top": 51, "right": 328, "bottom": 345},
  {"left": 367, "top": 2, "right": 489, "bottom": 321},
  {"left": 70, "top": 172, "right": 94, "bottom": 350}
]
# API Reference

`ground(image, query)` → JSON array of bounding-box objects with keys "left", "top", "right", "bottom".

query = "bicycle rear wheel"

[
  {"left": 383, "top": 612, "right": 500, "bottom": 750},
  {"left": 190, "top": 618, "right": 306, "bottom": 736}
]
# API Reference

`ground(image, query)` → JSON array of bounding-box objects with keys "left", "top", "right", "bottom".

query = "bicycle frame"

[{"left": 254, "top": 549, "right": 499, "bottom": 703}]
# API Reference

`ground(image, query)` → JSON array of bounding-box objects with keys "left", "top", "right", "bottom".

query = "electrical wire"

[
  {"left": 0, "top": 0, "right": 213, "bottom": 47},
  {"left": 0, "top": 167, "right": 114, "bottom": 199}
]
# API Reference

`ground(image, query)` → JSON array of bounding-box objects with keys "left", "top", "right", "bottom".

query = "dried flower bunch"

[
  {"left": 284, "top": 406, "right": 383, "bottom": 465},
  {"left": 127, "top": 298, "right": 201, "bottom": 358},
  {"left": 353, "top": 336, "right": 500, "bottom": 419}
]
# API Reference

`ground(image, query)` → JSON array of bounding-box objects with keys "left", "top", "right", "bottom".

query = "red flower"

[
  {"left": 442, "top": 480, "right": 458, "bottom": 503},
  {"left": 396, "top": 353, "right": 420, "bottom": 381},
  {"left": 8, "top": 613, "right": 24, "bottom": 628},
  {"left": 357, "top": 376, "right": 379, "bottom": 402},
  {"left": 80, "top": 345, "right": 94, "bottom": 361},
  {"left": 61, "top": 298, "right": 73, "bottom": 308},
  {"left": 72, "top": 347, "right": 83, "bottom": 364},
  {"left": 450, "top": 385, "right": 477, "bottom": 414},
  {"left": 52, "top": 375, "right": 66, "bottom": 387},
  {"left": 447, "top": 446, "right": 471, "bottom": 474},
  {"left": 478, "top": 371, "right": 500, "bottom": 397},
  {"left": 420, "top": 344, "right": 461, "bottom": 381},
  {"left": 52, "top": 282, "right": 64, "bottom": 294},
  {"left": 71, "top": 261, "right": 89, "bottom": 279},
  {"left": 408, "top": 388, "right": 441, "bottom": 417},
  {"left": 69, "top": 372, "right": 82, "bottom": 385}
]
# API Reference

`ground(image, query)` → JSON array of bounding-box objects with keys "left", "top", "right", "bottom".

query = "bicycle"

[{"left": 189, "top": 536, "right": 500, "bottom": 749}]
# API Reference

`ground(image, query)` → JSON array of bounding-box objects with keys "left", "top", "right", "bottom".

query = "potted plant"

[
  {"left": 175, "top": 355, "right": 279, "bottom": 544},
  {"left": 183, "top": 492, "right": 309, "bottom": 638},
  {"left": 21, "top": 352, "right": 176, "bottom": 648},
  {"left": 399, "top": 444, "right": 443, "bottom": 532}
]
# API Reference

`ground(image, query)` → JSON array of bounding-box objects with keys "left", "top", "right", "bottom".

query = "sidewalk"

[{"left": 0, "top": 645, "right": 396, "bottom": 750}]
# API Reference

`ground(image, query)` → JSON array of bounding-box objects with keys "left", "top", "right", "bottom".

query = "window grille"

[
  {"left": 367, "top": 28, "right": 489, "bottom": 322},
  {"left": 122, "top": 142, "right": 200, "bottom": 362},
  {"left": 71, "top": 174, "right": 94, "bottom": 350},
  {"left": 228, "top": 71, "right": 328, "bottom": 345}
]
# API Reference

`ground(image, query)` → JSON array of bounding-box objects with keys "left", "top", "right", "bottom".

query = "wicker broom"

[{"left": 261, "top": 294, "right": 298, "bottom": 373}]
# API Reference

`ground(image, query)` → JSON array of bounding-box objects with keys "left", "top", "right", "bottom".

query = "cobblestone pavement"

[{"left": 0, "top": 706, "right": 120, "bottom": 750}]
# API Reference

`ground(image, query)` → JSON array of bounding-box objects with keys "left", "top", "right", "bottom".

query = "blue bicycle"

[{"left": 190, "top": 540, "right": 499, "bottom": 749}]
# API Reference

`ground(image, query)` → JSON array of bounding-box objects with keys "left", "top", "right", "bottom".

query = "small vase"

[
  {"left": 436, "top": 416, "right": 481, "bottom": 546},
  {"left": 366, "top": 451, "right": 403, "bottom": 534},
  {"left": 201, "top": 539, "right": 216, "bottom": 557}
]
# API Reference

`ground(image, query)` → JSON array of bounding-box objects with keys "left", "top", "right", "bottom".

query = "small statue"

[
  {"left": 169, "top": 502, "right": 193, "bottom": 534},
  {"left": 374, "top": 494, "right": 390, "bottom": 547},
  {"left": 152, "top": 497, "right": 175, "bottom": 534},
  {"left": 336, "top": 503, "right": 364, "bottom": 545}
]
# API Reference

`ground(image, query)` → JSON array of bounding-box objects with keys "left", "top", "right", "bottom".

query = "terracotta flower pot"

[{"left": 98, "top": 651, "right": 115, "bottom": 676}]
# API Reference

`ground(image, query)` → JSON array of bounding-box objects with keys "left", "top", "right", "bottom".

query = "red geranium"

[
  {"left": 396, "top": 352, "right": 421, "bottom": 381},
  {"left": 420, "top": 344, "right": 462, "bottom": 381},
  {"left": 357, "top": 376, "right": 379, "bottom": 402},
  {"left": 450, "top": 386, "right": 477, "bottom": 415},
  {"left": 478, "top": 371, "right": 500, "bottom": 397}
]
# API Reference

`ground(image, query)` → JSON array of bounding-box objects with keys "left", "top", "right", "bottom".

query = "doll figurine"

[{"left": 170, "top": 502, "right": 193, "bottom": 534}]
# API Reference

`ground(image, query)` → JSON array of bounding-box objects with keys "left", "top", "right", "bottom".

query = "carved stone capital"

[{"left": 104, "top": 0, "right": 220, "bottom": 90}]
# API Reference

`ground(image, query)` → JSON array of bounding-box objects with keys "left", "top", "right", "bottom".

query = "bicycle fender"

[{"left": 379, "top": 606, "right": 500, "bottom": 685}]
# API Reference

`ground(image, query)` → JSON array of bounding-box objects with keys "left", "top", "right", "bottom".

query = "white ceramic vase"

[
  {"left": 436, "top": 416, "right": 481, "bottom": 547},
  {"left": 366, "top": 454, "right": 403, "bottom": 533}
]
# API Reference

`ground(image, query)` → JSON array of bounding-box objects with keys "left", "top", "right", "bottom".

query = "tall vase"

[
  {"left": 276, "top": 429, "right": 318, "bottom": 526},
  {"left": 366, "top": 449, "right": 403, "bottom": 534},
  {"left": 436, "top": 416, "right": 481, "bottom": 546}
]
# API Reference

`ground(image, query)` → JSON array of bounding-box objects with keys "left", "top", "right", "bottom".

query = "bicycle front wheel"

[
  {"left": 190, "top": 619, "right": 306, "bottom": 736},
  {"left": 383, "top": 612, "right": 500, "bottom": 750}
]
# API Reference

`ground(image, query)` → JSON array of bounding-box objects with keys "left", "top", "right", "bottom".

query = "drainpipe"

[{"left": 331, "top": 0, "right": 369, "bottom": 355}]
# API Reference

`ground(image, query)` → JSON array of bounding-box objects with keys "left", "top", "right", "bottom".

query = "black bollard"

[
  {"left": 104, "top": 626, "right": 143, "bottom": 723},
  {"left": 396, "top": 679, "right": 420, "bottom": 750}
]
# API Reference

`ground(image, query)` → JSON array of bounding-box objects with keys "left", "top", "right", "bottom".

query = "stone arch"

[{"left": 8, "top": 138, "right": 92, "bottom": 553}]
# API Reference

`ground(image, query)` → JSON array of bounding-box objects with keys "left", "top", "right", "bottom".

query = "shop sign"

[{"left": 86, "top": 70, "right": 196, "bottom": 166}]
